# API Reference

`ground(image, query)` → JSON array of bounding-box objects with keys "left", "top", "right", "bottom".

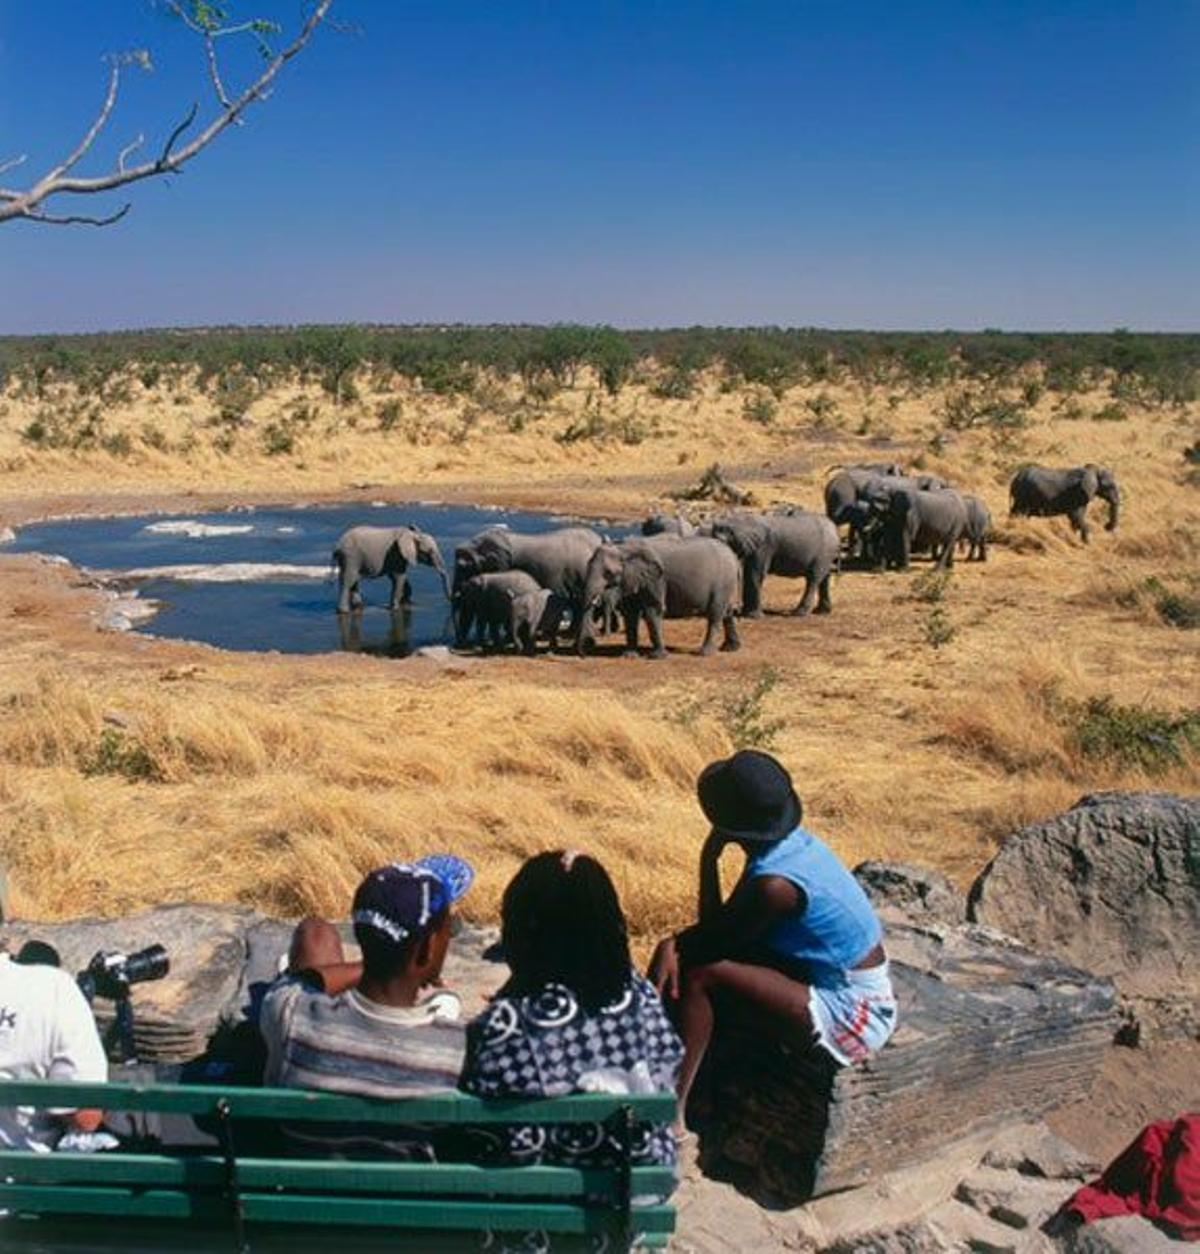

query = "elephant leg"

[
  {"left": 1069, "top": 507, "right": 1090, "bottom": 544},
  {"left": 719, "top": 610, "right": 741, "bottom": 652},
  {"left": 792, "top": 573, "right": 818, "bottom": 616},
  {"left": 936, "top": 534, "right": 955, "bottom": 570},
  {"left": 978, "top": 535, "right": 988, "bottom": 562},
  {"left": 623, "top": 607, "right": 642, "bottom": 657},
  {"left": 519, "top": 623, "right": 536, "bottom": 657},
  {"left": 336, "top": 563, "right": 353, "bottom": 615},
  {"left": 388, "top": 573, "right": 403, "bottom": 612},
  {"left": 350, "top": 581, "right": 364, "bottom": 611},
  {"left": 646, "top": 609, "right": 667, "bottom": 659},
  {"left": 742, "top": 567, "right": 764, "bottom": 619},
  {"left": 815, "top": 571, "right": 833, "bottom": 614},
  {"left": 401, "top": 577, "right": 413, "bottom": 605}
]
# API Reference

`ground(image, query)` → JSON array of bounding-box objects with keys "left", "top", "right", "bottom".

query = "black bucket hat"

[{"left": 697, "top": 750, "right": 802, "bottom": 843}]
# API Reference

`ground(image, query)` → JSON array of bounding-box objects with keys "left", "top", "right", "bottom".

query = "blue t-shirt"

[{"left": 745, "top": 827, "right": 882, "bottom": 987}]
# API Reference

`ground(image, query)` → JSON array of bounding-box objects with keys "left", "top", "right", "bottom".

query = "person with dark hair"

[
  {"left": 259, "top": 854, "right": 473, "bottom": 1158},
  {"left": 649, "top": 750, "right": 896, "bottom": 1132},
  {"left": 459, "top": 851, "right": 683, "bottom": 1170}
]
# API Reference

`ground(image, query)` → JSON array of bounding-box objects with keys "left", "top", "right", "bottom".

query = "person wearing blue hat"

[
  {"left": 260, "top": 853, "right": 474, "bottom": 1158},
  {"left": 649, "top": 751, "right": 896, "bottom": 1134}
]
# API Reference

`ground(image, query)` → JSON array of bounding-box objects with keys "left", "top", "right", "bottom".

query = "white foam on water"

[
  {"left": 142, "top": 520, "right": 255, "bottom": 539},
  {"left": 118, "top": 562, "right": 329, "bottom": 584},
  {"left": 276, "top": 526, "right": 299, "bottom": 534}
]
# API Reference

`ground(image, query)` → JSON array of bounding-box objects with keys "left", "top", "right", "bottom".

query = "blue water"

[{"left": 6, "top": 503, "right": 617, "bottom": 657}]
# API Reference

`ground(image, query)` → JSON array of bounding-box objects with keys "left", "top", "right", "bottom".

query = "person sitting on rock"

[
  {"left": 459, "top": 850, "right": 683, "bottom": 1171},
  {"left": 649, "top": 750, "right": 896, "bottom": 1133},
  {"left": 260, "top": 854, "right": 473, "bottom": 1158}
]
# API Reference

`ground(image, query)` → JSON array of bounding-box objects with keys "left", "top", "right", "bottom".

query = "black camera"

[{"left": 77, "top": 944, "right": 170, "bottom": 1003}]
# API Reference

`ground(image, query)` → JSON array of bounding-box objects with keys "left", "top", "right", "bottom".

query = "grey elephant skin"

[
  {"left": 1009, "top": 463, "right": 1120, "bottom": 542},
  {"left": 959, "top": 493, "right": 992, "bottom": 561},
  {"left": 454, "top": 570, "right": 541, "bottom": 649},
  {"left": 711, "top": 512, "right": 840, "bottom": 616},
  {"left": 880, "top": 487, "right": 968, "bottom": 570},
  {"left": 332, "top": 524, "right": 450, "bottom": 614},
  {"left": 823, "top": 464, "right": 904, "bottom": 526},
  {"left": 452, "top": 527, "right": 603, "bottom": 624},
  {"left": 641, "top": 511, "right": 696, "bottom": 537},
  {"left": 509, "top": 587, "right": 569, "bottom": 655},
  {"left": 578, "top": 536, "right": 741, "bottom": 657}
]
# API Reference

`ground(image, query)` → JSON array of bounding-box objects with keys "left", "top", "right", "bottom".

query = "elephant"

[
  {"left": 577, "top": 536, "right": 741, "bottom": 658},
  {"left": 452, "top": 526, "right": 603, "bottom": 628},
  {"left": 641, "top": 512, "right": 696, "bottom": 537},
  {"left": 454, "top": 570, "right": 542, "bottom": 649},
  {"left": 710, "top": 512, "right": 840, "bottom": 616},
  {"left": 960, "top": 494, "right": 992, "bottom": 562},
  {"left": 878, "top": 487, "right": 969, "bottom": 571},
  {"left": 1009, "top": 464, "right": 1120, "bottom": 543},
  {"left": 509, "top": 587, "right": 570, "bottom": 655},
  {"left": 332, "top": 525, "right": 450, "bottom": 614}
]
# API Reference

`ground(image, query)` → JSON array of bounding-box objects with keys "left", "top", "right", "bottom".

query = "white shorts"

[{"left": 808, "top": 962, "right": 898, "bottom": 1066}]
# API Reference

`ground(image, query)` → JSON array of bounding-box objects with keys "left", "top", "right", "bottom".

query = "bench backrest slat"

[
  {"left": 0, "top": 1079, "right": 675, "bottom": 1124},
  {"left": 0, "top": 1152, "right": 676, "bottom": 1201},
  {"left": 0, "top": 1185, "right": 676, "bottom": 1237}
]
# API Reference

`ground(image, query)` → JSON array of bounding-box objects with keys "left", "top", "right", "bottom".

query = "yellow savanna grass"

[{"left": 0, "top": 367, "right": 1197, "bottom": 944}]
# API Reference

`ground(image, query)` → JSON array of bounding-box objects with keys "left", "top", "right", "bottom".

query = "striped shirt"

[{"left": 260, "top": 977, "right": 466, "bottom": 1159}]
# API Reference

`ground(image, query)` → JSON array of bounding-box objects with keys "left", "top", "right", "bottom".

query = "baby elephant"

[{"left": 507, "top": 587, "right": 569, "bottom": 656}]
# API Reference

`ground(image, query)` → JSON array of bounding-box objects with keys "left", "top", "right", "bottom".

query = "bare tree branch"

[
  {"left": 0, "top": 155, "right": 28, "bottom": 178},
  {"left": 22, "top": 205, "right": 132, "bottom": 228},
  {"left": 0, "top": 0, "right": 335, "bottom": 227},
  {"left": 118, "top": 135, "right": 147, "bottom": 173}
]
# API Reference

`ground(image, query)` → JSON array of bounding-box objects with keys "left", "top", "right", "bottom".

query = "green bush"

[
  {"left": 84, "top": 730, "right": 162, "bottom": 782},
  {"left": 1093, "top": 402, "right": 1128, "bottom": 422},
  {"left": 923, "top": 607, "right": 955, "bottom": 647},
  {"left": 942, "top": 390, "right": 1029, "bottom": 431},
  {"left": 912, "top": 570, "right": 952, "bottom": 603},
  {"left": 377, "top": 398, "right": 404, "bottom": 431},
  {"left": 1072, "top": 696, "right": 1199, "bottom": 772},
  {"left": 101, "top": 432, "right": 134, "bottom": 458},
  {"left": 718, "top": 667, "right": 786, "bottom": 749},
  {"left": 651, "top": 366, "right": 697, "bottom": 400},
  {"left": 261, "top": 422, "right": 296, "bottom": 456},
  {"left": 742, "top": 392, "right": 777, "bottom": 426},
  {"left": 804, "top": 391, "right": 840, "bottom": 423}
]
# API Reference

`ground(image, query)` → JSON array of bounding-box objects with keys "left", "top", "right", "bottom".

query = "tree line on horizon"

[{"left": 1, "top": 324, "right": 1196, "bottom": 407}]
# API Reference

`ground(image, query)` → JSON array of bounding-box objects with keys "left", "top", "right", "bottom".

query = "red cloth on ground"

[{"left": 1066, "top": 1113, "right": 1200, "bottom": 1240}]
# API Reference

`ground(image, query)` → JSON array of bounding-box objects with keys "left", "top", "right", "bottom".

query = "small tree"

[{"left": 0, "top": 1, "right": 334, "bottom": 227}]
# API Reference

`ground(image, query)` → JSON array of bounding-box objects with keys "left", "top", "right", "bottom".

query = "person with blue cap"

[
  {"left": 260, "top": 854, "right": 474, "bottom": 1158},
  {"left": 649, "top": 750, "right": 896, "bottom": 1135}
]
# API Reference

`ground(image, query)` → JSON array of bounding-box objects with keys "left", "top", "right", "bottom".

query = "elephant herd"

[{"left": 330, "top": 460, "right": 1120, "bottom": 659}]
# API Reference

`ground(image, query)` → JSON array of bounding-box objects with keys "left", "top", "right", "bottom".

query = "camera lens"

[{"left": 123, "top": 944, "right": 170, "bottom": 985}]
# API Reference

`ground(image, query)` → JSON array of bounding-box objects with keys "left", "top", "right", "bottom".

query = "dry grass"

[{"left": 1, "top": 367, "right": 1197, "bottom": 945}]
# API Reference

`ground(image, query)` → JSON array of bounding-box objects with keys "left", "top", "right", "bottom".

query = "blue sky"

[{"left": 1, "top": 1, "right": 1196, "bottom": 333}]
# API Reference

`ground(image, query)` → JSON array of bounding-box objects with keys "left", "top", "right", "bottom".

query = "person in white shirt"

[{"left": 0, "top": 950, "right": 108, "bottom": 1152}]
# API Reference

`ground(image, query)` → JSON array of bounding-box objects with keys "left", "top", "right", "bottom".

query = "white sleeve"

[
  {"left": 48, "top": 975, "right": 108, "bottom": 1085},
  {"left": 259, "top": 978, "right": 302, "bottom": 1084}
]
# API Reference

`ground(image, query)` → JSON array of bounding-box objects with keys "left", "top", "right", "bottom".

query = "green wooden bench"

[{"left": 0, "top": 1079, "right": 677, "bottom": 1252}]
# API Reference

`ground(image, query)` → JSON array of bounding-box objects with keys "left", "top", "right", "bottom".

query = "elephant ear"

[
  {"left": 474, "top": 531, "right": 513, "bottom": 572},
  {"left": 621, "top": 545, "right": 666, "bottom": 609},
  {"left": 393, "top": 529, "right": 418, "bottom": 566},
  {"left": 714, "top": 516, "right": 762, "bottom": 559},
  {"left": 1077, "top": 467, "right": 1099, "bottom": 496}
]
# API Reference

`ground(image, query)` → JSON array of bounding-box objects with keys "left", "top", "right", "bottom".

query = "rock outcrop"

[
  {"left": 854, "top": 859, "right": 965, "bottom": 926},
  {"left": 968, "top": 791, "right": 1200, "bottom": 1039},
  {"left": 698, "top": 920, "right": 1116, "bottom": 1206}
]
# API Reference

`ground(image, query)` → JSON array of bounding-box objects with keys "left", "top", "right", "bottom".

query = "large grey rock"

[
  {"left": 968, "top": 792, "right": 1200, "bottom": 1037},
  {"left": 855, "top": 860, "right": 965, "bottom": 925},
  {"left": 1059, "top": 1215, "right": 1184, "bottom": 1253},
  {"left": 1, "top": 905, "right": 258, "bottom": 1062},
  {"left": 698, "top": 920, "right": 1116, "bottom": 1206}
]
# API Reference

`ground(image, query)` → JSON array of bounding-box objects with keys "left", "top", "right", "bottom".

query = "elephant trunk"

[{"left": 1103, "top": 491, "right": 1120, "bottom": 532}]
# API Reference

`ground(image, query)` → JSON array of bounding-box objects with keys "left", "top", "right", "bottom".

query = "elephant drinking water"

[
  {"left": 332, "top": 525, "right": 451, "bottom": 614},
  {"left": 1009, "top": 464, "right": 1120, "bottom": 543}
]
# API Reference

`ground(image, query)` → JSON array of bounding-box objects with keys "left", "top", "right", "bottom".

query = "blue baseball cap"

[{"left": 351, "top": 854, "right": 474, "bottom": 946}]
